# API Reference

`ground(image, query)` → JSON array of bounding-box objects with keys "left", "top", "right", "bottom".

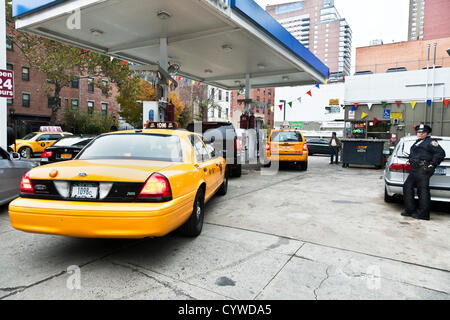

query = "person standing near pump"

[
  {"left": 401, "top": 124, "right": 445, "bottom": 221},
  {"left": 329, "top": 132, "right": 342, "bottom": 164}
]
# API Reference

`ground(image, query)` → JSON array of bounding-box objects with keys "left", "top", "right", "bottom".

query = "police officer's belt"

[{"left": 410, "top": 159, "right": 430, "bottom": 169}]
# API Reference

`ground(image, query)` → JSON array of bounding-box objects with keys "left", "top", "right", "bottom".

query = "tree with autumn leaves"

[{"left": 6, "top": 0, "right": 187, "bottom": 130}]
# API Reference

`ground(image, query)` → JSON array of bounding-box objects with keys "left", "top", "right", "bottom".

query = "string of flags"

[
  {"left": 350, "top": 99, "right": 450, "bottom": 120},
  {"left": 277, "top": 77, "right": 329, "bottom": 111}
]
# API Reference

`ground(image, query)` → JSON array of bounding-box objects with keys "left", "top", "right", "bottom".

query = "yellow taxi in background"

[
  {"left": 11, "top": 131, "right": 73, "bottom": 158},
  {"left": 266, "top": 129, "right": 309, "bottom": 170},
  {"left": 9, "top": 129, "right": 227, "bottom": 238}
]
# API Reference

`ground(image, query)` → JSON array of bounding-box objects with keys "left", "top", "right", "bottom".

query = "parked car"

[
  {"left": 386, "top": 67, "right": 407, "bottom": 73},
  {"left": 384, "top": 136, "right": 450, "bottom": 203},
  {"left": 9, "top": 129, "right": 227, "bottom": 238},
  {"left": 11, "top": 131, "right": 73, "bottom": 158},
  {"left": 0, "top": 147, "right": 38, "bottom": 206},
  {"left": 187, "top": 122, "right": 242, "bottom": 177},
  {"left": 266, "top": 129, "right": 308, "bottom": 170},
  {"left": 40, "top": 135, "right": 96, "bottom": 165},
  {"left": 307, "top": 138, "right": 332, "bottom": 156}
]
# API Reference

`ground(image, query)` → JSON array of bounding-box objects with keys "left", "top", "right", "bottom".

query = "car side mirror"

[{"left": 11, "top": 152, "right": 21, "bottom": 160}]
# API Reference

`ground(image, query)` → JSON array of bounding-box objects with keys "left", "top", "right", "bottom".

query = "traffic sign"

[
  {"left": 383, "top": 109, "right": 391, "bottom": 120},
  {"left": 0, "top": 69, "right": 14, "bottom": 98}
]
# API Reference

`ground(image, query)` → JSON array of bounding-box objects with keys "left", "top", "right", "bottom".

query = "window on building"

[
  {"left": 218, "top": 90, "right": 222, "bottom": 101},
  {"left": 48, "top": 97, "right": 55, "bottom": 108},
  {"left": 6, "top": 35, "right": 13, "bottom": 51},
  {"left": 71, "top": 77, "right": 79, "bottom": 89},
  {"left": 226, "top": 108, "right": 229, "bottom": 119},
  {"left": 71, "top": 99, "right": 79, "bottom": 110},
  {"left": 88, "top": 78, "right": 94, "bottom": 93},
  {"left": 102, "top": 80, "right": 108, "bottom": 96},
  {"left": 101, "top": 102, "right": 108, "bottom": 116},
  {"left": 6, "top": 63, "right": 13, "bottom": 71},
  {"left": 226, "top": 92, "right": 229, "bottom": 102},
  {"left": 22, "top": 67, "right": 30, "bottom": 81},
  {"left": 88, "top": 101, "right": 94, "bottom": 114},
  {"left": 22, "top": 93, "right": 30, "bottom": 107},
  {"left": 7, "top": 98, "right": 13, "bottom": 106},
  {"left": 218, "top": 107, "right": 222, "bottom": 118}
]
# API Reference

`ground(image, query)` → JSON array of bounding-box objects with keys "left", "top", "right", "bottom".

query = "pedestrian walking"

[
  {"left": 329, "top": 132, "right": 342, "bottom": 164},
  {"left": 401, "top": 124, "right": 445, "bottom": 221}
]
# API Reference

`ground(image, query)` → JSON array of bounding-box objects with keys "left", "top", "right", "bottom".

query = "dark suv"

[{"left": 187, "top": 122, "right": 242, "bottom": 177}]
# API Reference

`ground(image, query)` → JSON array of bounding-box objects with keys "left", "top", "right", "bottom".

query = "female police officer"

[{"left": 401, "top": 124, "right": 446, "bottom": 221}]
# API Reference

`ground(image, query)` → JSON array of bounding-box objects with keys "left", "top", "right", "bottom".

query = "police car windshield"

[
  {"left": 398, "top": 139, "right": 450, "bottom": 159},
  {"left": 77, "top": 134, "right": 183, "bottom": 162}
]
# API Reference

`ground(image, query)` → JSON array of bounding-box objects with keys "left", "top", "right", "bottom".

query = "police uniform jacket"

[{"left": 409, "top": 136, "right": 446, "bottom": 168}]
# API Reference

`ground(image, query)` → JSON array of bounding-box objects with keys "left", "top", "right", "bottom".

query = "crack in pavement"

[
  {"left": 113, "top": 261, "right": 234, "bottom": 300},
  {"left": 0, "top": 238, "right": 146, "bottom": 300},
  {"left": 111, "top": 261, "right": 198, "bottom": 300},
  {"left": 253, "top": 243, "right": 305, "bottom": 300},
  {"left": 313, "top": 266, "right": 330, "bottom": 300}
]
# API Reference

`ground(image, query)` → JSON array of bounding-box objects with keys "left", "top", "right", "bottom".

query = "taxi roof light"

[
  {"left": 138, "top": 173, "right": 172, "bottom": 200},
  {"left": 20, "top": 171, "right": 34, "bottom": 194}
]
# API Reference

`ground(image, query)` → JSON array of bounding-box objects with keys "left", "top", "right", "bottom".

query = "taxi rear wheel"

[
  {"left": 300, "top": 161, "right": 308, "bottom": 171},
  {"left": 19, "top": 147, "right": 32, "bottom": 159},
  {"left": 179, "top": 189, "right": 205, "bottom": 237}
]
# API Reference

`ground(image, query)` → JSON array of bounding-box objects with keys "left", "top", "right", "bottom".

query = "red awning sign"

[{"left": 0, "top": 70, "right": 14, "bottom": 98}]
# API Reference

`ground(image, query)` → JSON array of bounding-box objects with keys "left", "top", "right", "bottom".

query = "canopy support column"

[
  {"left": 159, "top": 37, "right": 168, "bottom": 121},
  {"left": 244, "top": 74, "right": 252, "bottom": 114}
]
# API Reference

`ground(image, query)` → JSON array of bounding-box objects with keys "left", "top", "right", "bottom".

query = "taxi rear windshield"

[
  {"left": 77, "top": 134, "right": 183, "bottom": 162},
  {"left": 271, "top": 131, "right": 303, "bottom": 142}
]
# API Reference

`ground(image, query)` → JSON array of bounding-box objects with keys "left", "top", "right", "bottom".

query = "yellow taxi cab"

[
  {"left": 9, "top": 128, "right": 227, "bottom": 238},
  {"left": 266, "top": 128, "right": 308, "bottom": 170},
  {"left": 11, "top": 131, "right": 73, "bottom": 158}
]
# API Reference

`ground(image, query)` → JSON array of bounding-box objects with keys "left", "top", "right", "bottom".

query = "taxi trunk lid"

[{"left": 32, "top": 159, "right": 176, "bottom": 182}]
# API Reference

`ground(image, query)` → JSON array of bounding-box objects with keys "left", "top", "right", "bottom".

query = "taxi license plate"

[
  {"left": 435, "top": 166, "right": 446, "bottom": 176},
  {"left": 61, "top": 154, "right": 72, "bottom": 159},
  {"left": 71, "top": 183, "right": 98, "bottom": 199}
]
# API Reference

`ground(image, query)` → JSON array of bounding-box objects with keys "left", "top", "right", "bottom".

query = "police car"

[{"left": 384, "top": 136, "right": 450, "bottom": 203}]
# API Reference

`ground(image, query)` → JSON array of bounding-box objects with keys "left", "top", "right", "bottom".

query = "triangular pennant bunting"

[
  {"left": 354, "top": 103, "right": 359, "bottom": 109},
  {"left": 306, "top": 90, "right": 312, "bottom": 97},
  {"left": 315, "top": 84, "right": 320, "bottom": 89},
  {"left": 396, "top": 101, "right": 402, "bottom": 108},
  {"left": 444, "top": 99, "right": 450, "bottom": 108},
  {"left": 279, "top": 105, "right": 283, "bottom": 111},
  {"left": 382, "top": 101, "right": 387, "bottom": 108},
  {"left": 373, "top": 118, "right": 380, "bottom": 125},
  {"left": 427, "top": 99, "right": 432, "bottom": 107},
  {"left": 361, "top": 112, "right": 368, "bottom": 119},
  {"left": 288, "top": 102, "right": 293, "bottom": 108},
  {"left": 410, "top": 101, "right": 417, "bottom": 109},
  {"left": 367, "top": 103, "right": 373, "bottom": 110}
]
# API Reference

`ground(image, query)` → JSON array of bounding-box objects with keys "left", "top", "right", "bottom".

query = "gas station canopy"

[{"left": 13, "top": 0, "right": 329, "bottom": 90}]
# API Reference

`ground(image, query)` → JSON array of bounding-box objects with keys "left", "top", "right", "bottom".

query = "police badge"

[{"left": 431, "top": 140, "right": 439, "bottom": 147}]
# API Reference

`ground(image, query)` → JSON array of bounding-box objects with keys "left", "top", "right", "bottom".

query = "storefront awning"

[{"left": 13, "top": 0, "right": 329, "bottom": 90}]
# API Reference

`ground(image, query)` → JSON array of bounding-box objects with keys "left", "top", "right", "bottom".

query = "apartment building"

[
  {"left": 266, "top": 0, "right": 352, "bottom": 76},
  {"left": 409, "top": 0, "right": 450, "bottom": 41}
]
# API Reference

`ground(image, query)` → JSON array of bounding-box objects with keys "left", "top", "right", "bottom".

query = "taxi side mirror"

[{"left": 11, "top": 152, "right": 21, "bottom": 160}]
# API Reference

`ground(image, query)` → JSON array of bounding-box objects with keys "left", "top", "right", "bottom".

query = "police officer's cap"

[{"left": 415, "top": 123, "right": 432, "bottom": 133}]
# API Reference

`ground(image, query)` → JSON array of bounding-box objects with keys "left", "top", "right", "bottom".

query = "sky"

[{"left": 254, "top": 0, "right": 410, "bottom": 68}]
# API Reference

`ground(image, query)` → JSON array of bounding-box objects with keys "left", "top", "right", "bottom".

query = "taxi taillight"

[
  {"left": 303, "top": 143, "right": 308, "bottom": 152},
  {"left": 20, "top": 171, "right": 34, "bottom": 194},
  {"left": 266, "top": 143, "right": 270, "bottom": 151},
  {"left": 138, "top": 173, "right": 172, "bottom": 200},
  {"left": 235, "top": 137, "right": 241, "bottom": 151}
]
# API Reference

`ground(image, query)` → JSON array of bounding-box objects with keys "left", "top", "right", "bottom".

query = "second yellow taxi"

[
  {"left": 9, "top": 129, "right": 227, "bottom": 238},
  {"left": 266, "top": 129, "right": 309, "bottom": 170}
]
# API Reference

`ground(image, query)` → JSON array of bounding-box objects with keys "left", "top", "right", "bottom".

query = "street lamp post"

[{"left": 280, "top": 99, "right": 287, "bottom": 122}]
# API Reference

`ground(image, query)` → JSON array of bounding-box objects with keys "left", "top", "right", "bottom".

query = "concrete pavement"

[{"left": 1, "top": 156, "right": 449, "bottom": 300}]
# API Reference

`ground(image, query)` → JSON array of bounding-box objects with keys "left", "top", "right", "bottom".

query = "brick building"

[
  {"left": 6, "top": 27, "right": 120, "bottom": 136},
  {"left": 355, "top": 37, "right": 450, "bottom": 74},
  {"left": 408, "top": 0, "right": 450, "bottom": 41},
  {"left": 230, "top": 88, "right": 275, "bottom": 130}
]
